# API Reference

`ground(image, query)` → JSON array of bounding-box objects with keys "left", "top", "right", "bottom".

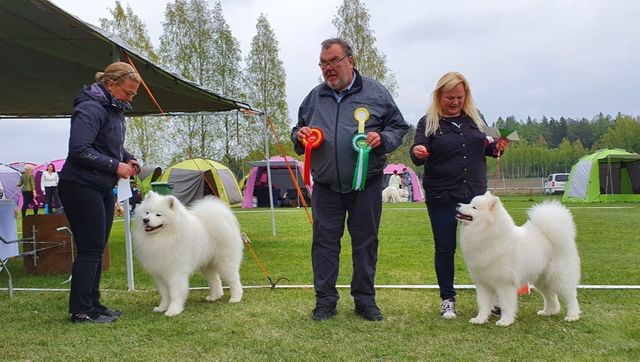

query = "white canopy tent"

[{"left": 0, "top": 0, "right": 262, "bottom": 290}]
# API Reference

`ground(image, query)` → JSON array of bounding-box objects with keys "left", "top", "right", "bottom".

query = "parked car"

[{"left": 544, "top": 173, "right": 570, "bottom": 195}]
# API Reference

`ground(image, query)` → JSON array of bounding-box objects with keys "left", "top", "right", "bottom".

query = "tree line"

[
  {"left": 387, "top": 112, "right": 640, "bottom": 179},
  {"left": 99, "top": 0, "right": 393, "bottom": 177},
  {"left": 99, "top": 0, "right": 639, "bottom": 180}
]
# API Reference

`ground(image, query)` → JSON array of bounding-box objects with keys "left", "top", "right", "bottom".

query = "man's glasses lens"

[{"left": 319, "top": 56, "right": 347, "bottom": 69}]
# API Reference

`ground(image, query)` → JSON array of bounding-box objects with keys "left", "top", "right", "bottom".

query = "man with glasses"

[{"left": 292, "top": 38, "right": 408, "bottom": 321}]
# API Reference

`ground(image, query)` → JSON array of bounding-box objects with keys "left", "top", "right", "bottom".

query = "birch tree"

[
  {"left": 100, "top": 1, "right": 169, "bottom": 166},
  {"left": 243, "top": 14, "right": 291, "bottom": 160},
  {"left": 208, "top": 2, "right": 245, "bottom": 171},
  {"left": 333, "top": 0, "right": 398, "bottom": 96},
  {"left": 158, "top": 0, "right": 217, "bottom": 161}
]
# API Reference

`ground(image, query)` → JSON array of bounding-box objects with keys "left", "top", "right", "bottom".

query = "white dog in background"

[
  {"left": 133, "top": 192, "right": 244, "bottom": 316},
  {"left": 382, "top": 186, "right": 408, "bottom": 203},
  {"left": 456, "top": 191, "right": 581, "bottom": 327}
]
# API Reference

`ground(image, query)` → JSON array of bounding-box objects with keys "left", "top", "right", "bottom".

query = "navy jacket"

[
  {"left": 60, "top": 83, "right": 135, "bottom": 193},
  {"left": 410, "top": 113, "right": 501, "bottom": 199},
  {"left": 292, "top": 70, "right": 409, "bottom": 193}
]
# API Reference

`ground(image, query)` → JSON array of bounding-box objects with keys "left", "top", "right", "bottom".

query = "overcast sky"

[{"left": 2, "top": 0, "right": 639, "bottom": 165}]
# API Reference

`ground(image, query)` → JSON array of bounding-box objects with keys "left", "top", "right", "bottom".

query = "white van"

[{"left": 544, "top": 173, "right": 570, "bottom": 195}]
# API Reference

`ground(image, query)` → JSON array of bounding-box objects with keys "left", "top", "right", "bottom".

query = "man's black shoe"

[
  {"left": 312, "top": 305, "right": 337, "bottom": 321},
  {"left": 355, "top": 304, "right": 383, "bottom": 321},
  {"left": 70, "top": 312, "right": 117, "bottom": 323},
  {"left": 95, "top": 305, "right": 124, "bottom": 317}
]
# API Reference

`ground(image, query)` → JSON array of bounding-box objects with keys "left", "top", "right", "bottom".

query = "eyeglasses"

[
  {"left": 115, "top": 83, "right": 137, "bottom": 97},
  {"left": 318, "top": 55, "right": 348, "bottom": 69}
]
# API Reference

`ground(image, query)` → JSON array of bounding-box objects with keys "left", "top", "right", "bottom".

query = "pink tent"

[
  {"left": 8, "top": 161, "right": 37, "bottom": 173},
  {"left": 34, "top": 159, "right": 65, "bottom": 205},
  {"left": 0, "top": 164, "right": 21, "bottom": 208},
  {"left": 383, "top": 163, "right": 424, "bottom": 202},
  {"left": 242, "top": 156, "right": 310, "bottom": 208}
]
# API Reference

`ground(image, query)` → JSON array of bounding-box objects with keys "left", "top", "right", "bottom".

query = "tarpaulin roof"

[{"left": 0, "top": 0, "right": 255, "bottom": 118}]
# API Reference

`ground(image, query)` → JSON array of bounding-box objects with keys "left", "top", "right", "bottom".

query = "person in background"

[
  {"left": 401, "top": 167, "right": 413, "bottom": 201},
  {"left": 410, "top": 71, "right": 508, "bottom": 319},
  {"left": 40, "top": 163, "right": 61, "bottom": 214},
  {"left": 292, "top": 38, "right": 409, "bottom": 322},
  {"left": 58, "top": 62, "right": 140, "bottom": 323},
  {"left": 388, "top": 170, "right": 402, "bottom": 189},
  {"left": 17, "top": 164, "right": 38, "bottom": 218}
]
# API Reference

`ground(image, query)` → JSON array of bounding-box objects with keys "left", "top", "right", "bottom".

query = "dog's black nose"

[
  {"left": 457, "top": 203, "right": 462, "bottom": 208},
  {"left": 142, "top": 217, "right": 149, "bottom": 224}
]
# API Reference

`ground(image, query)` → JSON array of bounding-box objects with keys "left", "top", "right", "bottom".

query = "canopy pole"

[
  {"left": 264, "top": 113, "right": 276, "bottom": 236},
  {"left": 113, "top": 46, "right": 136, "bottom": 291}
]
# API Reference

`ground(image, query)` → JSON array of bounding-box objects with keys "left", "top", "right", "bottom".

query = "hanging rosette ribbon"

[
  {"left": 351, "top": 107, "right": 371, "bottom": 191},
  {"left": 351, "top": 133, "right": 371, "bottom": 191},
  {"left": 301, "top": 128, "right": 324, "bottom": 187}
]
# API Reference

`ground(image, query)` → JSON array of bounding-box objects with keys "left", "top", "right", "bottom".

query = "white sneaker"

[{"left": 440, "top": 298, "right": 456, "bottom": 319}]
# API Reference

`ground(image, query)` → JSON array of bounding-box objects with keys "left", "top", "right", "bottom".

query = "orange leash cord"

[{"left": 265, "top": 117, "right": 313, "bottom": 225}]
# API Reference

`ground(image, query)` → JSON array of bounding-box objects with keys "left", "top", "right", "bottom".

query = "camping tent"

[
  {"left": 136, "top": 166, "right": 163, "bottom": 195},
  {"left": 242, "top": 156, "right": 310, "bottom": 208},
  {"left": 159, "top": 159, "right": 243, "bottom": 206},
  {"left": 8, "top": 161, "right": 37, "bottom": 173},
  {"left": 562, "top": 148, "right": 640, "bottom": 203},
  {"left": 383, "top": 163, "right": 424, "bottom": 202},
  {"left": 0, "top": 164, "right": 21, "bottom": 206}
]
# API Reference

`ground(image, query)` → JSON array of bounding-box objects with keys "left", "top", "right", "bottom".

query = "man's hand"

[
  {"left": 366, "top": 132, "right": 381, "bottom": 148},
  {"left": 296, "top": 126, "right": 312, "bottom": 142}
]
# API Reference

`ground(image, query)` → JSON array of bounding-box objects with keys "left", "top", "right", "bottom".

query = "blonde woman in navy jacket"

[
  {"left": 410, "top": 72, "right": 507, "bottom": 320},
  {"left": 59, "top": 62, "right": 140, "bottom": 323}
]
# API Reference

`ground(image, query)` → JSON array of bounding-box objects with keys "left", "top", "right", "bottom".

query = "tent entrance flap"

[{"left": 168, "top": 169, "right": 206, "bottom": 205}]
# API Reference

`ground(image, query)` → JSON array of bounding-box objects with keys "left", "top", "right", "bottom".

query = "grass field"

[{"left": 1, "top": 195, "right": 639, "bottom": 360}]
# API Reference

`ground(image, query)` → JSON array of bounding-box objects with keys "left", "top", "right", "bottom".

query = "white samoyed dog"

[
  {"left": 382, "top": 186, "right": 401, "bottom": 203},
  {"left": 133, "top": 192, "right": 244, "bottom": 316},
  {"left": 456, "top": 191, "right": 580, "bottom": 327},
  {"left": 382, "top": 186, "right": 408, "bottom": 203}
]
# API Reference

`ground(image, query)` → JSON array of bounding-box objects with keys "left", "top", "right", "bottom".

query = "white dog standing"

[
  {"left": 133, "top": 192, "right": 244, "bottom": 316},
  {"left": 456, "top": 192, "right": 581, "bottom": 326}
]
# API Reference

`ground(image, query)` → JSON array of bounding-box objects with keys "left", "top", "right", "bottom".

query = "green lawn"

[{"left": 1, "top": 196, "right": 639, "bottom": 360}]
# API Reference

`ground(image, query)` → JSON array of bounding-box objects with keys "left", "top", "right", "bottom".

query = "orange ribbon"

[{"left": 301, "top": 128, "right": 324, "bottom": 187}]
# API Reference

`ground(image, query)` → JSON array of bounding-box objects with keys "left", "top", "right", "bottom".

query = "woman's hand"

[
  {"left": 412, "top": 145, "right": 430, "bottom": 160},
  {"left": 116, "top": 162, "right": 134, "bottom": 179},
  {"left": 127, "top": 160, "right": 140, "bottom": 176}
]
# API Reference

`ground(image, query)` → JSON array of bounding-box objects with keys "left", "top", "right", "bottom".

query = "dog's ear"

[
  {"left": 484, "top": 190, "right": 492, "bottom": 197},
  {"left": 167, "top": 195, "right": 175, "bottom": 209},
  {"left": 487, "top": 191, "right": 502, "bottom": 211},
  {"left": 488, "top": 193, "right": 499, "bottom": 211},
  {"left": 143, "top": 191, "right": 156, "bottom": 201}
]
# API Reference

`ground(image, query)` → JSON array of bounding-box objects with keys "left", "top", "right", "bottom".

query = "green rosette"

[{"left": 351, "top": 133, "right": 371, "bottom": 191}]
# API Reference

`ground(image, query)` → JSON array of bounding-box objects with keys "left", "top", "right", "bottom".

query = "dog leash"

[{"left": 241, "top": 232, "right": 289, "bottom": 289}]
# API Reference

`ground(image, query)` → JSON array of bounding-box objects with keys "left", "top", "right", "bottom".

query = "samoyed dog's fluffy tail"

[
  {"left": 457, "top": 192, "right": 581, "bottom": 326},
  {"left": 133, "top": 192, "right": 243, "bottom": 316},
  {"left": 528, "top": 201, "right": 578, "bottom": 261}
]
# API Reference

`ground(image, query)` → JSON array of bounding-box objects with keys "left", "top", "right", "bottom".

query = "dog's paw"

[
  {"left": 537, "top": 309, "right": 559, "bottom": 316},
  {"left": 164, "top": 308, "right": 183, "bottom": 317},
  {"left": 206, "top": 294, "right": 223, "bottom": 302},
  {"left": 229, "top": 296, "right": 242, "bottom": 303},
  {"left": 495, "top": 318, "right": 514, "bottom": 327},
  {"left": 469, "top": 317, "right": 488, "bottom": 325},
  {"left": 153, "top": 306, "right": 167, "bottom": 313},
  {"left": 564, "top": 314, "right": 580, "bottom": 322}
]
